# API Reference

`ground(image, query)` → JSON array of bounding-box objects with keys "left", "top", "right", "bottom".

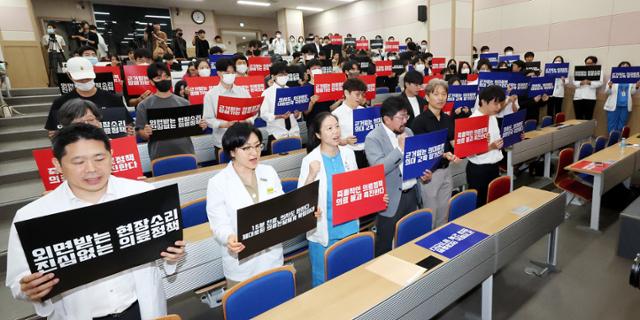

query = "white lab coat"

[
  {"left": 5, "top": 176, "right": 176, "bottom": 320},
  {"left": 260, "top": 84, "right": 301, "bottom": 139},
  {"left": 298, "top": 146, "right": 359, "bottom": 247},
  {"left": 206, "top": 163, "right": 284, "bottom": 281},
  {"left": 604, "top": 83, "right": 637, "bottom": 112}
]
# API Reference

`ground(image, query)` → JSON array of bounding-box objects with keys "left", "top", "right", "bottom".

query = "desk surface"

[
  {"left": 258, "top": 187, "right": 559, "bottom": 320},
  {"left": 566, "top": 142, "right": 640, "bottom": 175},
  {"left": 523, "top": 119, "right": 587, "bottom": 139}
]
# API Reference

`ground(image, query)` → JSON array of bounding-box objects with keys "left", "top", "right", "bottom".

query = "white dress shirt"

[
  {"left": 573, "top": 73, "right": 603, "bottom": 100},
  {"left": 383, "top": 124, "right": 417, "bottom": 190},
  {"left": 260, "top": 84, "right": 301, "bottom": 139},
  {"left": 41, "top": 34, "right": 66, "bottom": 53},
  {"left": 467, "top": 108, "right": 503, "bottom": 165},
  {"left": 6, "top": 176, "right": 176, "bottom": 320},
  {"left": 203, "top": 83, "right": 253, "bottom": 148},
  {"left": 332, "top": 102, "right": 364, "bottom": 151}
]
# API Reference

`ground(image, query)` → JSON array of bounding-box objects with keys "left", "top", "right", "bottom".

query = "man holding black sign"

[
  {"left": 45, "top": 56, "right": 131, "bottom": 138},
  {"left": 136, "top": 62, "right": 207, "bottom": 161},
  {"left": 6, "top": 124, "right": 185, "bottom": 320}
]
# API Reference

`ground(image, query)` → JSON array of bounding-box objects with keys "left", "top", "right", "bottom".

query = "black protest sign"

[
  {"left": 100, "top": 107, "right": 129, "bottom": 138},
  {"left": 147, "top": 104, "right": 204, "bottom": 141},
  {"left": 525, "top": 61, "right": 541, "bottom": 74},
  {"left": 370, "top": 39, "right": 383, "bottom": 50},
  {"left": 574, "top": 65, "right": 602, "bottom": 81},
  {"left": 344, "top": 37, "right": 356, "bottom": 47},
  {"left": 392, "top": 59, "right": 405, "bottom": 75},
  {"left": 15, "top": 184, "right": 183, "bottom": 299},
  {"left": 57, "top": 72, "right": 116, "bottom": 95},
  {"left": 237, "top": 180, "right": 319, "bottom": 260},
  {"left": 286, "top": 64, "right": 305, "bottom": 87}
]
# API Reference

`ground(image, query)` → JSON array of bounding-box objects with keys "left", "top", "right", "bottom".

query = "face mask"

[
  {"left": 73, "top": 80, "right": 95, "bottom": 91},
  {"left": 153, "top": 79, "right": 172, "bottom": 92},
  {"left": 460, "top": 68, "right": 470, "bottom": 74},
  {"left": 505, "top": 51, "right": 513, "bottom": 55},
  {"left": 236, "top": 64, "right": 248, "bottom": 74},
  {"left": 305, "top": 54, "right": 314, "bottom": 61},
  {"left": 198, "top": 68, "right": 211, "bottom": 77},
  {"left": 414, "top": 63, "right": 426, "bottom": 72},
  {"left": 222, "top": 73, "right": 236, "bottom": 85},
  {"left": 388, "top": 56, "right": 397, "bottom": 60},
  {"left": 47, "top": 28, "right": 55, "bottom": 34},
  {"left": 262, "top": 37, "right": 267, "bottom": 41},
  {"left": 290, "top": 38, "right": 295, "bottom": 42},
  {"left": 275, "top": 75, "right": 288, "bottom": 86},
  {"left": 276, "top": 34, "right": 281, "bottom": 39},
  {"left": 86, "top": 57, "right": 98, "bottom": 65},
  {"left": 554, "top": 60, "right": 562, "bottom": 64}
]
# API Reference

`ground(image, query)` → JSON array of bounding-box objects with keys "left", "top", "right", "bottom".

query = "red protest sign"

[
  {"left": 234, "top": 75, "right": 266, "bottom": 98},
  {"left": 123, "top": 65, "right": 155, "bottom": 96},
  {"left": 431, "top": 57, "right": 446, "bottom": 74},
  {"left": 94, "top": 66, "right": 123, "bottom": 93},
  {"left": 332, "top": 164, "right": 387, "bottom": 226},
  {"left": 384, "top": 41, "right": 400, "bottom": 52},
  {"left": 358, "top": 75, "right": 376, "bottom": 100},
  {"left": 314, "top": 73, "right": 346, "bottom": 102},
  {"left": 375, "top": 60, "right": 393, "bottom": 77},
  {"left": 466, "top": 73, "right": 479, "bottom": 82},
  {"left": 248, "top": 56, "right": 271, "bottom": 77},
  {"left": 109, "top": 136, "right": 144, "bottom": 180},
  {"left": 33, "top": 136, "right": 143, "bottom": 191},
  {"left": 454, "top": 115, "right": 489, "bottom": 158},
  {"left": 217, "top": 96, "right": 264, "bottom": 121},
  {"left": 330, "top": 35, "right": 343, "bottom": 45},
  {"left": 443, "top": 102, "right": 454, "bottom": 115},
  {"left": 419, "top": 74, "right": 444, "bottom": 97},
  {"left": 356, "top": 40, "right": 369, "bottom": 51},
  {"left": 186, "top": 76, "right": 220, "bottom": 105}
]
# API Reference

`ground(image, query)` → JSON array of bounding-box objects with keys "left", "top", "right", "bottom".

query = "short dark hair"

[
  {"left": 163, "top": 53, "right": 175, "bottom": 60},
  {"left": 478, "top": 85, "right": 506, "bottom": 106},
  {"left": 209, "top": 46, "right": 224, "bottom": 55},
  {"left": 585, "top": 55, "right": 598, "bottom": 64},
  {"left": 215, "top": 58, "right": 235, "bottom": 73},
  {"left": 134, "top": 48, "right": 152, "bottom": 60},
  {"left": 197, "top": 29, "right": 206, "bottom": 34},
  {"left": 214, "top": 35, "right": 222, "bottom": 40},
  {"left": 306, "top": 112, "right": 338, "bottom": 152},
  {"left": 407, "top": 42, "right": 418, "bottom": 52},
  {"left": 552, "top": 55, "right": 565, "bottom": 63},
  {"left": 269, "top": 61, "right": 288, "bottom": 76},
  {"left": 504, "top": 46, "right": 514, "bottom": 52},
  {"left": 342, "top": 60, "right": 360, "bottom": 73},
  {"left": 476, "top": 58, "right": 492, "bottom": 71},
  {"left": 404, "top": 70, "right": 424, "bottom": 86},
  {"left": 232, "top": 54, "right": 248, "bottom": 65},
  {"left": 52, "top": 123, "right": 111, "bottom": 161},
  {"left": 524, "top": 51, "right": 535, "bottom": 59},
  {"left": 306, "top": 59, "right": 323, "bottom": 69},
  {"left": 343, "top": 78, "right": 367, "bottom": 93},
  {"left": 58, "top": 99, "right": 102, "bottom": 127},
  {"left": 47, "top": 23, "right": 56, "bottom": 28},
  {"left": 292, "top": 51, "right": 301, "bottom": 59},
  {"left": 380, "top": 95, "right": 409, "bottom": 119},
  {"left": 146, "top": 61, "right": 170, "bottom": 79},
  {"left": 512, "top": 60, "right": 525, "bottom": 71},
  {"left": 222, "top": 123, "right": 263, "bottom": 157},
  {"left": 480, "top": 45, "right": 490, "bottom": 52},
  {"left": 618, "top": 61, "right": 631, "bottom": 67},
  {"left": 77, "top": 46, "right": 96, "bottom": 56},
  {"left": 89, "top": 25, "right": 97, "bottom": 31}
]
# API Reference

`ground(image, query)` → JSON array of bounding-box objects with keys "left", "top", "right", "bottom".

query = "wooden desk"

[
  {"left": 506, "top": 119, "right": 595, "bottom": 190},
  {"left": 566, "top": 140, "right": 640, "bottom": 231},
  {"left": 258, "top": 187, "right": 564, "bottom": 320}
]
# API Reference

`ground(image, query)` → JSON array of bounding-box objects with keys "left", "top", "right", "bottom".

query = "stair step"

[
  {"left": 11, "top": 102, "right": 51, "bottom": 114},
  {"left": 9, "top": 87, "right": 60, "bottom": 96},
  {"left": 5, "top": 94, "right": 59, "bottom": 106},
  {"left": 0, "top": 178, "right": 44, "bottom": 207},
  {"left": 0, "top": 157, "right": 39, "bottom": 183},
  {"left": 0, "top": 137, "right": 51, "bottom": 160},
  {"left": 0, "top": 112, "right": 49, "bottom": 128},
  {"left": 0, "top": 124, "right": 48, "bottom": 142}
]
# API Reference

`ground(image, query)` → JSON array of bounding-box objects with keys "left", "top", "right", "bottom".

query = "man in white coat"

[{"left": 6, "top": 124, "right": 185, "bottom": 320}]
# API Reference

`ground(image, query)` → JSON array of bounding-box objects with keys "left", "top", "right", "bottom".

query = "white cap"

[{"left": 66, "top": 57, "right": 95, "bottom": 80}]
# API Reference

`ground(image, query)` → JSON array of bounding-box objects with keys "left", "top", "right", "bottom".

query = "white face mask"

[
  {"left": 198, "top": 68, "right": 211, "bottom": 77},
  {"left": 236, "top": 64, "right": 248, "bottom": 74},
  {"left": 47, "top": 28, "right": 55, "bottom": 34},
  {"left": 276, "top": 34, "right": 281, "bottom": 39},
  {"left": 554, "top": 60, "right": 562, "bottom": 64},
  {"left": 275, "top": 75, "right": 288, "bottom": 86},
  {"left": 73, "top": 80, "right": 95, "bottom": 92},
  {"left": 86, "top": 57, "right": 98, "bottom": 65},
  {"left": 414, "top": 63, "right": 426, "bottom": 72},
  {"left": 222, "top": 73, "right": 236, "bottom": 85},
  {"left": 505, "top": 51, "right": 513, "bottom": 55},
  {"left": 305, "top": 54, "right": 314, "bottom": 61},
  {"left": 460, "top": 68, "right": 470, "bottom": 74}
]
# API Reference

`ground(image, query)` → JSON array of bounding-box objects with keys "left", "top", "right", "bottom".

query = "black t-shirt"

[
  {"left": 411, "top": 107, "right": 455, "bottom": 169},
  {"left": 45, "top": 89, "right": 131, "bottom": 130},
  {"left": 194, "top": 38, "right": 210, "bottom": 58}
]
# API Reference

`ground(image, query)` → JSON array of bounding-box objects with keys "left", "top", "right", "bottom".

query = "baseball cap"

[{"left": 66, "top": 57, "right": 96, "bottom": 80}]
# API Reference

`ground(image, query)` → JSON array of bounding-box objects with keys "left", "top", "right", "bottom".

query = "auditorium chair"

[
  {"left": 540, "top": 116, "right": 553, "bottom": 128},
  {"left": 447, "top": 190, "right": 478, "bottom": 222},
  {"left": 524, "top": 119, "right": 538, "bottom": 132},
  {"left": 486, "top": 176, "right": 511, "bottom": 203},
  {"left": 594, "top": 136, "right": 607, "bottom": 152},
  {"left": 575, "top": 142, "right": 594, "bottom": 185},
  {"left": 607, "top": 130, "right": 621, "bottom": 147},
  {"left": 554, "top": 112, "right": 565, "bottom": 124},
  {"left": 553, "top": 148, "right": 592, "bottom": 203},
  {"left": 271, "top": 137, "right": 303, "bottom": 154},
  {"left": 394, "top": 208, "right": 433, "bottom": 248},
  {"left": 151, "top": 154, "right": 197, "bottom": 177},
  {"left": 325, "top": 232, "right": 375, "bottom": 281},
  {"left": 622, "top": 126, "right": 630, "bottom": 139},
  {"left": 280, "top": 178, "right": 299, "bottom": 193},
  {"left": 218, "top": 149, "right": 231, "bottom": 164},
  {"left": 375, "top": 87, "right": 390, "bottom": 94},
  {"left": 180, "top": 197, "right": 207, "bottom": 228}
]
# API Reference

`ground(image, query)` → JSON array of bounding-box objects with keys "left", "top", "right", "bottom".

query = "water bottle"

[{"left": 620, "top": 137, "right": 627, "bottom": 152}]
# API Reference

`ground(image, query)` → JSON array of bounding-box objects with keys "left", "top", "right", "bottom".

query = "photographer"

[
  {"left": 192, "top": 29, "right": 210, "bottom": 58},
  {"left": 71, "top": 20, "right": 98, "bottom": 50},
  {"left": 171, "top": 28, "right": 187, "bottom": 60},
  {"left": 41, "top": 23, "right": 66, "bottom": 86},
  {"left": 144, "top": 22, "right": 172, "bottom": 55}
]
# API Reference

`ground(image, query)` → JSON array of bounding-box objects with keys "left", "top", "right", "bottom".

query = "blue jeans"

[
  {"left": 607, "top": 105, "right": 629, "bottom": 134},
  {"left": 308, "top": 239, "right": 340, "bottom": 287}
]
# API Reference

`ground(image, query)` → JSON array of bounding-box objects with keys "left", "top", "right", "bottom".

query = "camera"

[{"left": 631, "top": 253, "right": 640, "bottom": 289}]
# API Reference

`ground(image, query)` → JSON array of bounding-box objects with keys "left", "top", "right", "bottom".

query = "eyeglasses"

[
  {"left": 393, "top": 114, "right": 410, "bottom": 121},
  {"left": 239, "top": 143, "right": 264, "bottom": 152}
]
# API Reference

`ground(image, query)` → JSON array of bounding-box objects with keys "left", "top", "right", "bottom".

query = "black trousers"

[
  {"left": 547, "top": 97, "right": 563, "bottom": 117},
  {"left": 93, "top": 301, "right": 140, "bottom": 320},
  {"left": 466, "top": 161, "right": 500, "bottom": 207},
  {"left": 354, "top": 150, "right": 369, "bottom": 169},
  {"left": 375, "top": 187, "right": 418, "bottom": 256},
  {"left": 573, "top": 99, "right": 596, "bottom": 120},
  {"left": 47, "top": 51, "right": 65, "bottom": 86}
]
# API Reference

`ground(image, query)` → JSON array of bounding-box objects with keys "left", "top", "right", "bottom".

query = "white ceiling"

[{"left": 92, "top": 0, "right": 354, "bottom": 17}]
